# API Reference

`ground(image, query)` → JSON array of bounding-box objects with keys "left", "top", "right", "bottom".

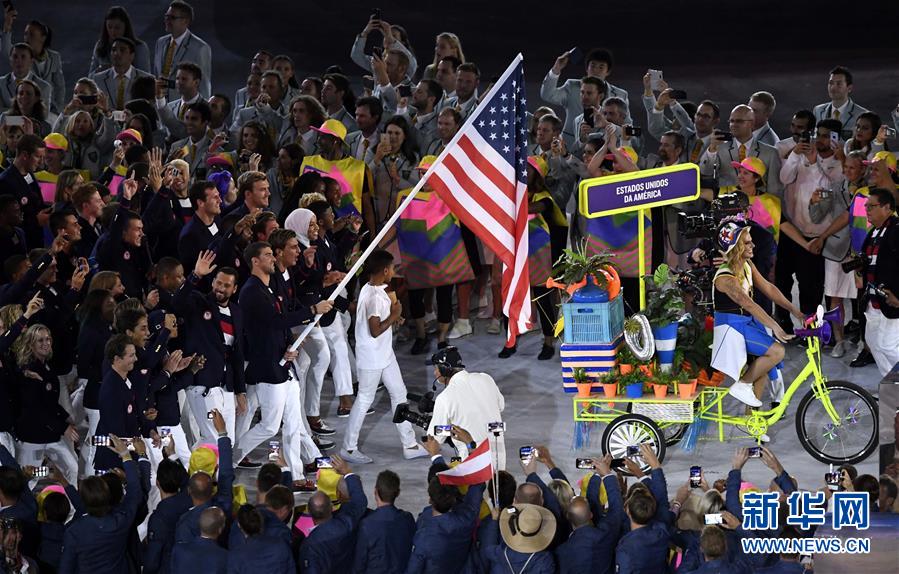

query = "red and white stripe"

[
  {"left": 437, "top": 439, "right": 494, "bottom": 486},
  {"left": 427, "top": 128, "right": 532, "bottom": 346}
]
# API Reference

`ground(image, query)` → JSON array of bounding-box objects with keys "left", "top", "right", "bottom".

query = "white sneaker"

[
  {"left": 728, "top": 381, "right": 762, "bottom": 408},
  {"left": 486, "top": 318, "right": 501, "bottom": 334},
  {"left": 448, "top": 318, "right": 473, "bottom": 339},
  {"left": 402, "top": 444, "right": 430, "bottom": 460},
  {"left": 339, "top": 448, "right": 373, "bottom": 464},
  {"left": 830, "top": 340, "right": 849, "bottom": 358}
]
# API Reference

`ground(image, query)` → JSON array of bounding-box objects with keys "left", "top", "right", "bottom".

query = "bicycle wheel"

[
  {"left": 795, "top": 380, "right": 879, "bottom": 465},
  {"left": 624, "top": 403, "right": 691, "bottom": 446},
  {"left": 601, "top": 414, "right": 666, "bottom": 475}
]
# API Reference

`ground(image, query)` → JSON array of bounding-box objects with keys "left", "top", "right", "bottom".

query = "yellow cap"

[
  {"left": 730, "top": 156, "right": 767, "bottom": 178},
  {"left": 43, "top": 132, "right": 68, "bottom": 151},
  {"left": 527, "top": 155, "right": 549, "bottom": 178},
  {"left": 417, "top": 155, "right": 438, "bottom": 171},
  {"left": 865, "top": 150, "right": 897, "bottom": 173},
  {"left": 312, "top": 119, "right": 348, "bottom": 144}
]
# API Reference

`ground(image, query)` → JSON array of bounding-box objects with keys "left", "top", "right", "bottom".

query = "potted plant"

[
  {"left": 572, "top": 367, "right": 594, "bottom": 397},
  {"left": 617, "top": 345, "right": 636, "bottom": 374},
  {"left": 598, "top": 370, "right": 618, "bottom": 398},
  {"left": 676, "top": 370, "right": 697, "bottom": 398},
  {"left": 643, "top": 264, "right": 686, "bottom": 372},
  {"left": 548, "top": 241, "right": 619, "bottom": 302},
  {"left": 649, "top": 365, "right": 671, "bottom": 398},
  {"left": 620, "top": 370, "right": 645, "bottom": 399}
]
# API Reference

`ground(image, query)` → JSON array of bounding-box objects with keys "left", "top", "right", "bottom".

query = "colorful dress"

[
  {"left": 300, "top": 154, "right": 371, "bottom": 218},
  {"left": 529, "top": 189, "right": 567, "bottom": 286}
]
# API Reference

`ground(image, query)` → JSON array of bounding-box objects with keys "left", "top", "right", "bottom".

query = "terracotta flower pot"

[
  {"left": 619, "top": 363, "right": 634, "bottom": 375},
  {"left": 652, "top": 384, "right": 668, "bottom": 398},
  {"left": 602, "top": 383, "right": 617, "bottom": 398},
  {"left": 576, "top": 381, "right": 593, "bottom": 397},
  {"left": 679, "top": 379, "right": 698, "bottom": 398}
]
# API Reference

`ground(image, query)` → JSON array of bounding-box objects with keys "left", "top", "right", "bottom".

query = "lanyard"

[{"left": 503, "top": 549, "right": 535, "bottom": 574}]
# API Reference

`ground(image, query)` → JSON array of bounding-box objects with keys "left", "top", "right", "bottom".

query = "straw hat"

[{"left": 499, "top": 503, "right": 557, "bottom": 553}]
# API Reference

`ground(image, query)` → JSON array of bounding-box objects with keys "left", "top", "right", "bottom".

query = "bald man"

[
  {"left": 298, "top": 455, "right": 367, "bottom": 573},
  {"left": 556, "top": 456, "right": 625, "bottom": 574},
  {"left": 700, "top": 104, "right": 782, "bottom": 198},
  {"left": 514, "top": 483, "right": 544, "bottom": 506},
  {"left": 170, "top": 506, "right": 228, "bottom": 573}
]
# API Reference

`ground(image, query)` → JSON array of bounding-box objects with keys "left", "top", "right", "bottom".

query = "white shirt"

[
  {"left": 831, "top": 100, "right": 850, "bottom": 118},
  {"left": 171, "top": 29, "right": 190, "bottom": 48},
  {"left": 427, "top": 370, "right": 505, "bottom": 450},
  {"left": 779, "top": 150, "right": 843, "bottom": 236},
  {"left": 354, "top": 283, "right": 394, "bottom": 370}
]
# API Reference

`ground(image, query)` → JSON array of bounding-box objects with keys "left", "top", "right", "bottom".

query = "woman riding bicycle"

[{"left": 710, "top": 219, "right": 804, "bottom": 413}]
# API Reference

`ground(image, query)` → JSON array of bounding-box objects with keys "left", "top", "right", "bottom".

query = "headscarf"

[{"left": 285, "top": 207, "right": 315, "bottom": 247}]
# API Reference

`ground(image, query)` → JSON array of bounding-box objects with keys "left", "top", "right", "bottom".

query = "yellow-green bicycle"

[{"left": 575, "top": 306, "right": 879, "bottom": 469}]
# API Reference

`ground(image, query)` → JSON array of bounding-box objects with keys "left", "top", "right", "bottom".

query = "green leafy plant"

[
  {"left": 643, "top": 264, "right": 686, "bottom": 328},
  {"left": 598, "top": 370, "right": 618, "bottom": 385},
  {"left": 552, "top": 239, "right": 616, "bottom": 290},
  {"left": 617, "top": 344, "right": 636, "bottom": 365},
  {"left": 617, "top": 369, "right": 644, "bottom": 394},
  {"left": 572, "top": 367, "right": 592, "bottom": 384},
  {"left": 678, "top": 314, "right": 713, "bottom": 373}
]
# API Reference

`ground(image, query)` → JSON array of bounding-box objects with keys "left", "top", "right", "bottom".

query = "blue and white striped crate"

[{"left": 560, "top": 336, "right": 622, "bottom": 393}]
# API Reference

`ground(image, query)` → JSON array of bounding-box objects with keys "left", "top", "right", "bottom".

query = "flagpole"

[{"left": 282, "top": 54, "right": 526, "bottom": 360}]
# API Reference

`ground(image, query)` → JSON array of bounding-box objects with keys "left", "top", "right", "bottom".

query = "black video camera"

[
  {"left": 678, "top": 192, "right": 749, "bottom": 240},
  {"left": 676, "top": 265, "right": 715, "bottom": 306},
  {"left": 841, "top": 254, "right": 866, "bottom": 274},
  {"left": 392, "top": 391, "right": 436, "bottom": 430}
]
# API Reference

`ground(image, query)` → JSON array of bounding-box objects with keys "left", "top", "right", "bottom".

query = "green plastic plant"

[
  {"left": 552, "top": 239, "right": 616, "bottom": 290},
  {"left": 642, "top": 264, "right": 686, "bottom": 328}
]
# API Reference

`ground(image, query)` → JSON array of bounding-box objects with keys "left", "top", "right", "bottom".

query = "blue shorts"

[{"left": 714, "top": 312, "right": 783, "bottom": 380}]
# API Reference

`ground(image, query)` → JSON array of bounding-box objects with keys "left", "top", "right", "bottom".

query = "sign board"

[{"left": 578, "top": 163, "right": 700, "bottom": 218}]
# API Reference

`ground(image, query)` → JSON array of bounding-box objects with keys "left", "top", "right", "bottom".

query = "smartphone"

[
  {"left": 519, "top": 446, "right": 536, "bottom": 462},
  {"left": 450, "top": 456, "right": 462, "bottom": 463},
  {"left": 829, "top": 131, "right": 839, "bottom": 145},
  {"left": 315, "top": 456, "right": 333, "bottom": 469},
  {"left": 825, "top": 471, "right": 841, "bottom": 490},
  {"left": 668, "top": 89, "right": 687, "bottom": 101},
  {"left": 624, "top": 126, "right": 642, "bottom": 138},
  {"left": 33, "top": 466, "right": 50, "bottom": 478},
  {"left": 397, "top": 84, "right": 413, "bottom": 98},
  {"left": 90, "top": 435, "right": 111, "bottom": 447},
  {"left": 488, "top": 421, "right": 506, "bottom": 434},
  {"left": 3, "top": 115, "right": 24, "bottom": 127},
  {"left": 626, "top": 445, "right": 639, "bottom": 457},
  {"left": 362, "top": 76, "right": 374, "bottom": 91},
  {"left": 371, "top": 46, "right": 383, "bottom": 59},
  {"left": 575, "top": 457, "right": 594, "bottom": 470},
  {"left": 112, "top": 110, "right": 127, "bottom": 122},
  {"left": 716, "top": 130, "right": 734, "bottom": 142},
  {"left": 371, "top": 7, "right": 381, "bottom": 21},
  {"left": 268, "top": 440, "right": 280, "bottom": 461},
  {"left": 648, "top": 69, "right": 663, "bottom": 91},
  {"left": 123, "top": 438, "right": 134, "bottom": 451},
  {"left": 78, "top": 94, "right": 98, "bottom": 105},
  {"left": 433, "top": 424, "right": 452, "bottom": 438},
  {"left": 207, "top": 411, "right": 215, "bottom": 420},
  {"left": 610, "top": 458, "right": 626, "bottom": 469},
  {"left": 885, "top": 126, "right": 898, "bottom": 139},
  {"left": 690, "top": 466, "right": 702, "bottom": 488},
  {"left": 583, "top": 107, "right": 594, "bottom": 128},
  {"left": 748, "top": 446, "right": 762, "bottom": 458},
  {"left": 704, "top": 513, "right": 723, "bottom": 525},
  {"left": 799, "top": 130, "right": 812, "bottom": 144},
  {"left": 568, "top": 46, "right": 584, "bottom": 67}
]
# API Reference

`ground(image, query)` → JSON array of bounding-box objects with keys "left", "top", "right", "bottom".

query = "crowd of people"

[{"left": 0, "top": 0, "right": 897, "bottom": 572}]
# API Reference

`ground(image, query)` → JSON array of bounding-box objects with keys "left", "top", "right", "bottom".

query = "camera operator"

[
  {"left": 710, "top": 220, "right": 803, "bottom": 416},
  {"left": 855, "top": 188, "right": 899, "bottom": 376},
  {"left": 425, "top": 347, "right": 506, "bottom": 469}
]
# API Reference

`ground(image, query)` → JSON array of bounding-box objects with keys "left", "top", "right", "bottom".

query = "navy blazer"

[
  {"left": 754, "top": 560, "right": 807, "bottom": 574},
  {"left": 171, "top": 274, "right": 246, "bottom": 394},
  {"left": 77, "top": 317, "right": 113, "bottom": 410},
  {"left": 143, "top": 490, "right": 192, "bottom": 574},
  {"left": 406, "top": 483, "right": 485, "bottom": 574},
  {"left": 0, "top": 446, "right": 39, "bottom": 557},
  {"left": 227, "top": 534, "right": 295, "bottom": 574},
  {"left": 352, "top": 504, "right": 415, "bottom": 574},
  {"left": 15, "top": 360, "right": 70, "bottom": 444},
  {"left": 0, "top": 316, "right": 28, "bottom": 433},
  {"left": 238, "top": 275, "right": 314, "bottom": 385},
  {"left": 143, "top": 186, "right": 194, "bottom": 261},
  {"left": 479, "top": 517, "right": 556, "bottom": 574},
  {"left": 174, "top": 437, "right": 236, "bottom": 543},
  {"left": 177, "top": 215, "right": 221, "bottom": 273},
  {"left": 170, "top": 537, "right": 228, "bottom": 574},
  {"left": 0, "top": 166, "right": 45, "bottom": 249},
  {"left": 615, "top": 468, "right": 673, "bottom": 574},
  {"left": 0, "top": 249, "right": 53, "bottom": 307},
  {"left": 556, "top": 474, "right": 623, "bottom": 574},
  {"left": 526, "top": 467, "right": 572, "bottom": 549},
  {"left": 298, "top": 474, "right": 368, "bottom": 573},
  {"left": 96, "top": 198, "right": 153, "bottom": 299},
  {"left": 59, "top": 459, "right": 143, "bottom": 574},
  {"left": 38, "top": 521, "right": 66, "bottom": 572},
  {"left": 228, "top": 506, "right": 291, "bottom": 550},
  {"left": 96, "top": 369, "right": 142, "bottom": 441}
]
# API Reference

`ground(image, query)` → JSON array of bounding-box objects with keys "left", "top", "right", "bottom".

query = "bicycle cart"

[{"left": 572, "top": 307, "right": 879, "bottom": 471}]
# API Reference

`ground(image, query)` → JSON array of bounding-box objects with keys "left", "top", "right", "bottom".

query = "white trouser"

[
  {"left": 153, "top": 423, "right": 191, "bottom": 468},
  {"left": 57, "top": 366, "right": 77, "bottom": 424},
  {"left": 235, "top": 385, "right": 259, "bottom": 443},
  {"left": 178, "top": 389, "right": 200, "bottom": 447},
  {"left": 293, "top": 325, "right": 330, "bottom": 418},
  {"left": 186, "top": 386, "right": 236, "bottom": 447},
  {"left": 69, "top": 377, "right": 87, "bottom": 430},
  {"left": 290, "top": 360, "right": 316, "bottom": 460},
  {"left": 234, "top": 377, "right": 319, "bottom": 477},
  {"left": 0, "top": 432, "right": 14, "bottom": 455},
  {"left": 81, "top": 407, "right": 101, "bottom": 473},
  {"left": 864, "top": 304, "right": 899, "bottom": 376},
  {"left": 18, "top": 439, "right": 78, "bottom": 485},
  {"left": 343, "top": 359, "right": 416, "bottom": 452},
  {"left": 452, "top": 434, "right": 507, "bottom": 471},
  {"left": 321, "top": 318, "right": 355, "bottom": 397},
  {"left": 341, "top": 311, "right": 357, "bottom": 374}
]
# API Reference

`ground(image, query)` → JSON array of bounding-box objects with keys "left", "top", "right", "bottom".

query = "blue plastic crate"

[{"left": 562, "top": 296, "right": 624, "bottom": 344}]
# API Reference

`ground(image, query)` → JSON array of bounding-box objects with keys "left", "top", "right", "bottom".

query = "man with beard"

[
  {"left": 408, "top": 79, "right": 442, "bottom": 154},
  {"left": 775, "top": 109, "right": 816, "bottom": 159},
  {"left": 423, "top": 107, "right": 461, "bottom": 157},
  {"left": 173, "top": 250, "right": 246, "bottom": 444}
]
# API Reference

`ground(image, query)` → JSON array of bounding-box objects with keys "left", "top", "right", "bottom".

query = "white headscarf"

[{"left": 285, "top": 208, "right": 314, "bottom": 247}]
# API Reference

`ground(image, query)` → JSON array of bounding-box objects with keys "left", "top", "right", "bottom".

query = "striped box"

[{"left": 560, "top": 337, "right": 622, "bottom": 393}]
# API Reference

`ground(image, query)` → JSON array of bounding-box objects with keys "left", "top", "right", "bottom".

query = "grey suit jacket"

[
  {"left": 232, "top": 87, "right": 251, "bottom": 124},
  {"left": 539, "top": 71, "right": 631, "bottom": 149},
  {"left": 89, "top": 67, "right": 154, "bottom": 110},
  {"left": 157, "top": 95, "right": 203, "bottom": 142},
  {"left": 232, "top": 104, "right": 287, "bottom": 144},
  {"left": 0, "top": 32, "right": 64, "bottom": 113},
  {"left": 813, "top": 100, "right": 868, "bottom": 140},
  {"left": 753, "top": 123, "right": 780, "bottom": 147},
  {"left": 0, "top": 73, "right": 52, "bottom": 114},
  {"left": 153, "top": 31, "right": 212, "bottom": 99},
  {"left": 89, "top": 40, "right": 152, "bottom": 77},
  {"left": 345, "top": 129, "right": 380, "bottom": 160},
  {"left": 699, "top": 138, "right": 782, "bottom": 198},
  {"left": 170, "top": 134, "right": 211, "bottom": 175}
]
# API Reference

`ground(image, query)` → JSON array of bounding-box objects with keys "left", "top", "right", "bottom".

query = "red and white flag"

[
  {"left": 423, "top": 54, "right": 532, "bottom": 346},
  {"left": 437, "top": 439, "right": 494, "bottom": 486}
]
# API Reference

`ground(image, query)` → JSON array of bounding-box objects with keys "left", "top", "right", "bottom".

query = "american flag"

[{"left": 425, "top": 54, "right": 532, "bottom": 345}]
